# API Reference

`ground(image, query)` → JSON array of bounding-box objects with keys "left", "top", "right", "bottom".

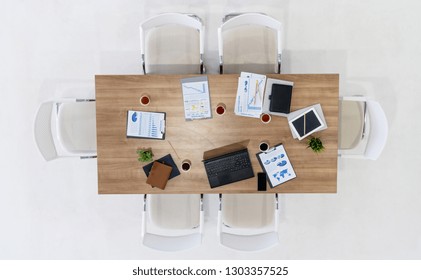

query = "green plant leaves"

[
  {"left": 307, "top": 137, "right": 325, "bottom": 153},
  {"left": 136, "top": 149, "right": 153, "bottom": 162}
]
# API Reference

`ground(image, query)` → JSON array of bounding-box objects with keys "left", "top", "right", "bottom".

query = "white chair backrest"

[
  {"left": 218, "top": 13, "right": 282, "bottom": 56},
  {"left": 34, "top": 102, "right": 58, "bottom": 161},
  {"left": 142, "top": 232, "right": 202, "bottom": 252},
  {"left": 365, "top": 100, "right": 388, "bottom": 160},
  {"left": 220, "top": 232, "right": 279, "bottom": 252},
  {"left": 218, "top": 13, "right": 282, "bottom": 73},
  {"left": 139, "top": 13, "right": 204, "bottom": 74}
]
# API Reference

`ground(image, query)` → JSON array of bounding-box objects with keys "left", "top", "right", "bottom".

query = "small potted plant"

[
  {"left": 307, "top": 137, "right": 325, "bottom": 153},
  {"left": 136, "top": 148, "right": 154, "bottom": 162}
]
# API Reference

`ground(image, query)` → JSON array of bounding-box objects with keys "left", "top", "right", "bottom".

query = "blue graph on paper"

[
  {"left": 247, "top": 79, "right": 264, "bottom": 110},
  {"left": 148, "top": 118, "right": 158, "bottom": 138},
  {"left": 181, "top": 79, "right": 211, "bottom": 119},
  {"left": 258, "top": 145, "right": 296, "bottom": 187}
]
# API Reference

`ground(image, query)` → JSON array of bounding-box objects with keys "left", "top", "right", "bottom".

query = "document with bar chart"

[{"left": 126, "top": 110, "right": 166, "bottom": 139}]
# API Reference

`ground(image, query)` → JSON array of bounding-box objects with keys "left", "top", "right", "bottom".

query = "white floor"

[{"left": 1, "top": 0, "right": 421, "bottom": 259}]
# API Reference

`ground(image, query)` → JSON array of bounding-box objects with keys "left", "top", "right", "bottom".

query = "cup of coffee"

[
  {"left": 181, "top": 159, "right": 191, "bottom": 172},
  {"left": 140, "top": 94, "right": 150, "bottom": 106},
  {"left": 215, "top": 103, "right": 226, "bottom": 116},
  {"left": 259, "top": 141, "right": 270, "bottom": 152},
  {"left": 260, "top": 113, "right": 271, "bottom": 124}
]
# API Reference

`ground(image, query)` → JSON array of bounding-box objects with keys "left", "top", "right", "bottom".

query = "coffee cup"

[
  {"left": 215, "top": 103, "right": 226, "bottom": 116},
  {"left": 181, "top": 159, "right": 191, "bottom": 172},
  {"left": 140, "top": 94, "right": 150, "bottom": 106},
  {"left": 260, "top": 113, "right": 271, "bottom": 124},
  {"left": 259, "top": 141, "right": 270, "bottom": 152}
]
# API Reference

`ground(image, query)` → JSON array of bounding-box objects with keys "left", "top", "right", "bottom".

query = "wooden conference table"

[{"left": 95, "top": 74, "right": 339, "bottom": 194}]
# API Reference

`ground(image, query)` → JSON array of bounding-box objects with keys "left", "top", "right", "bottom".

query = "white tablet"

[{"left": 288, "top": 107, "right": 324, "bottom": 140}]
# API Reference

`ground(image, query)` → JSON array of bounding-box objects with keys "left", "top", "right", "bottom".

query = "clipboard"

[
  {"left": 126, "top": 110, "right": 166, "bottom": 140},
  {"left": 256, "top": 143, "right": 296, "bottom": 188}
]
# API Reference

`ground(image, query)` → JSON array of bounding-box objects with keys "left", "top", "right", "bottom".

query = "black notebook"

[{"left": 269, "top": 84, "right": 293, "bottom": 114}]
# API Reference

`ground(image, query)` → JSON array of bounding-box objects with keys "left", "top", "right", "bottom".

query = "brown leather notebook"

[{"left": 146, "top": 161, "right": 173, "bottom": 190}]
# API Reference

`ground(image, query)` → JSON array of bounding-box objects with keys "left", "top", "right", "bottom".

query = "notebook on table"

[
  {"left": 262, "top": 78, "right": 294, "bottom": 117},
  {"left": 146, "top": 161, "right": 172, "bottom": 190},
  {"left": 269, "top": 83, "right": 293, "bottom": 114},
  {"left": 142, "top": 154, "right": 181, "bottom": 180}
]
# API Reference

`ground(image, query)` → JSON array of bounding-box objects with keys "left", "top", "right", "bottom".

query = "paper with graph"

[
  {"left": 181, "top": 76, "right": 212, "bottom": 120},
  {"left": 235, "top": 72, "right": 267, "bottom": 118},
  {"left": 256, "top": 143, "right": 296, "bottom": 188},
  {"left": 126, "top": 110, "right": 166, "bottom": 139}
]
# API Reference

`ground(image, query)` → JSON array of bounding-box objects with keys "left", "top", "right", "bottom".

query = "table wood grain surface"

[{"left": 95, "top": 74, "right": 339, "bottom": 194}]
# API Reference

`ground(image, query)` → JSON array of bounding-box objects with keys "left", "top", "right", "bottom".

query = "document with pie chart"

[{"left": 256, "top": 143, "right": 296, "bottom": 188}]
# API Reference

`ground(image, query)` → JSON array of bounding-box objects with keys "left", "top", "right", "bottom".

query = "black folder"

[{"left": 269, "top": 83, "right": 293, "bottom": 114}]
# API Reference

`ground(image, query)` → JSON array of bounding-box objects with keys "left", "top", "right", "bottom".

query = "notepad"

[
  {"left": 146, "top": 161, "right": 172, "bottom": 190},
  {"left": 143, "top": 154, "right": 181, "bottom": 180},
  {"left": 126, "top": 110, "right": 166, "bottom": 139}
]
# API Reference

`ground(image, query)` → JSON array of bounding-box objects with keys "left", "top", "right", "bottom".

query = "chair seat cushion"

[
  {"left": 222, "top": 194, "right": 274, "bottom": 228},
  {"left": 148, "top": 194, "right": 200, "bottom": 230},
  {"left": 339, "top": 100, "right": 364, "bottom": 149},
  {"left": 57, "top": 102, "right": 97, "bottom": 153}
]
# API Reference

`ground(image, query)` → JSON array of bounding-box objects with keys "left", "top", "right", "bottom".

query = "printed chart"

[
  {"left": 257, "top": 144, "right": 296, "bottom": 188},
  {"left": 235, "top": 72, "right": 266, "bottom": 118},
  {"left": 181, "top": 76, "right": 211, "bottom": 120}
]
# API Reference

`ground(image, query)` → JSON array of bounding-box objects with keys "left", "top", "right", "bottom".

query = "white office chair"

[
  {"left": 141, "top": 194, "right": 204, "bottom": 252},
  {"left": 34, "top": 99, "right": 97, "bottom": 161},
  {"left": 338, "top": 96, "right": 388, "bottom": 160},
  {"left": 218, "top": 13, "right": 283, "bottom": 74},
  {"left": 217, "top": 193, "right": 279, "bottom": 252},
  {"left": 140, "top": 13, "right": 205, "bottom": 74}
]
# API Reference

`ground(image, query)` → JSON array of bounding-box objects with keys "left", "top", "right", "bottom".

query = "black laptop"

[{"left": 203, "top": 148, "right": 254, "bottom": 188}]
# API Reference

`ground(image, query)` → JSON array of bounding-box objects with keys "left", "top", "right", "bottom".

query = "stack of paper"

[
  {"left": 234, "top": 72, "right": 266, "bottom": 118},
  {"left": 287, "top": 104, "right": 328, "bottom": 140}
]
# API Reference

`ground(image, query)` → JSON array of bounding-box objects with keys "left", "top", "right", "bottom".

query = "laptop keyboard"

[{"left": 205, "top": 151, "right": 252, "bottom": 177}]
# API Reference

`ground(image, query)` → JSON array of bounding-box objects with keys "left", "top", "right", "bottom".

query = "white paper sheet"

[{"left": 181, "top": 76, "right": 212, "bottom": 120}]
